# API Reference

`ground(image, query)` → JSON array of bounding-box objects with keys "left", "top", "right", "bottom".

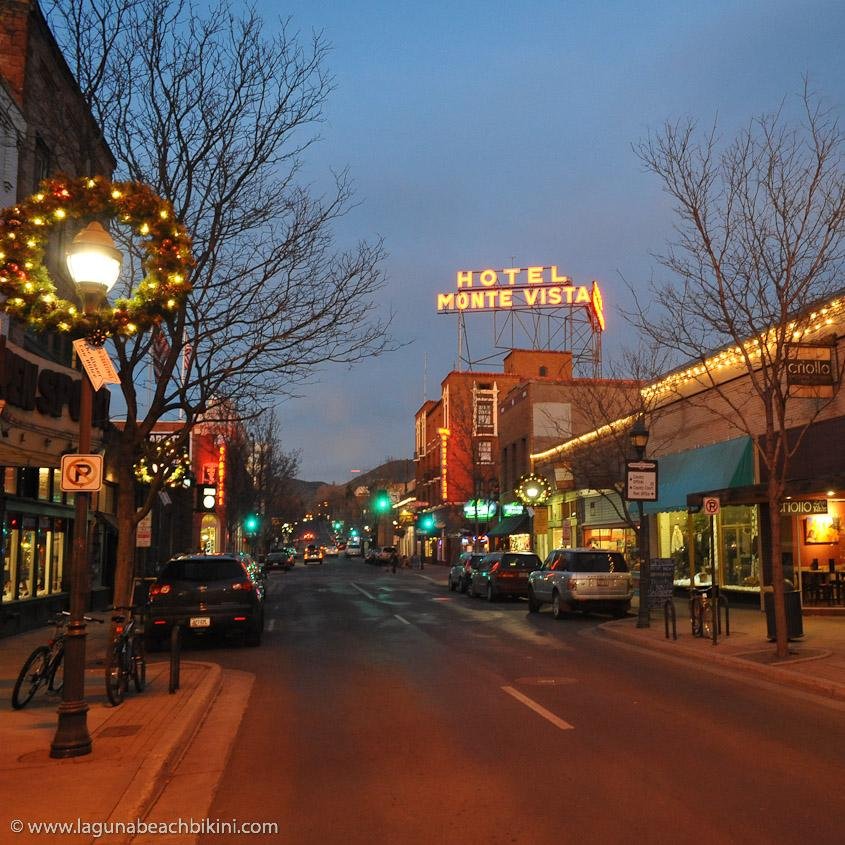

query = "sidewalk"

[
  {"left": 1, "top": 620, "right": 223, "bottom": 844},
  {"left": 413, "top": 564, "right": 845, "bottom": 702}
]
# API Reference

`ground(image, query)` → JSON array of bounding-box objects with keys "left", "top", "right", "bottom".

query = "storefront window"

[
  {"left": 52, "top": 520, "right": 65, "bottom": 593},
  {"left": 656, "top": 506, "right": 760, "bottom": 590},
  {"left": 38, "top": 468, "right": 50, "bottom": 501},
  {"left": 52, "top": 469, "right": 63, "bottom": 503},
  {"left": 36, "top": 519, "right": 48, "bottom": 596},
  {"left": 582, "top": 527, "right": 632, "bottom": 554},
  {"left": 2, "top": 519, "right": 17, "bottom": 601},
  {"left": 18, "top": 519, "right": 36, "bottom": 599},
  {"left": 721, "top": 505, "right": 759, "bottom": 589}
]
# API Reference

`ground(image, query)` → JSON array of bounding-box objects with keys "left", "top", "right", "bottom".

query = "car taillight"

[
  {"left": 149, "top": 583, "right": 171, "bottom": 598},
  {"left": 490, "top": 562, "right": 499, "bottom": 573},
  {"left": 232, "top": 580, "right": 254, "bottom": 591}
]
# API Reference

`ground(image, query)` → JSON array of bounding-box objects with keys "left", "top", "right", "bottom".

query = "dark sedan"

[
  {"left": 468, "top": 551, "right": 542, "bottom": 601},
  {"left": 145, "top": 554, "right": 265, "bottom": 649},
  {"left": 448, "top": 552, "right": 485, "bottom": 593}
]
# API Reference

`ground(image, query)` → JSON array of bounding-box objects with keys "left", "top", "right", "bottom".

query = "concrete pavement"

[
  {"left": 413, "top": 561, "right": 845, "bottom": 703},
  {"left": 1, "top": 618, "right": 229, "bottom": 844}
]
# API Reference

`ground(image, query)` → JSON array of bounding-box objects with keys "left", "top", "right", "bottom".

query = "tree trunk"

[
  {"left": 113, "top": 447, "right": 140, "bottom": 615},
  {"left": 767, "top": 474, "right": 789, "bottom": 658}
]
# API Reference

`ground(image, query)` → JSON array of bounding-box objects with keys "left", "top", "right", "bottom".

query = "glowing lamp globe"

[{"left": 66, "top": 222, "right": 123, "bottom": 296}]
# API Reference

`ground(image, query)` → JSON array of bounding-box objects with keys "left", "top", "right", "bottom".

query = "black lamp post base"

[{"left": 50, "top": 702, "right": 92, "bottom": 758}]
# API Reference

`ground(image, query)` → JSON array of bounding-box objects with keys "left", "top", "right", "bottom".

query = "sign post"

[{"left": 624, "top": 458, "right": 659, "bottom": 628}]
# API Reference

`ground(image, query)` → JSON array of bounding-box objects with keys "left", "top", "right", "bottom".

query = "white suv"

[{"left": 527, "top": 548, "right": 632, "bottom": 618}]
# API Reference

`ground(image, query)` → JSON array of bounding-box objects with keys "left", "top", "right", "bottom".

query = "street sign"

[
  {"left": 136, "top": 512, "right": 152, "bottom": 547},
  {"left": 624, "top": 459, "right": 658, "bottom": 501},
  {"left": 72, "top": 339, "right": 120, "bottom": 391},
  {"left": 60, "top": 454, "right": 103, "bottom": 492},
  {"left": 702, "top": 496, "right": 721, "bottom": 515}
]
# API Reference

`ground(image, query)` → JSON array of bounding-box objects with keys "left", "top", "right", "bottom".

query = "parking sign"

[{"left": 703, "top": 496, "right": 721, "bottom": 515}]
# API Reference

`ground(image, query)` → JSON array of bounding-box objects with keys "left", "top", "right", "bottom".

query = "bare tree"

[
  {"left": 631, "top": 85, "right": 845, "bottom": 656},
  {"left": 44, "top": 0, "right": 392, "bottom": 609}
]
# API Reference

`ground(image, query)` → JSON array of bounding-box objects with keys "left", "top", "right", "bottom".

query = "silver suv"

[{"left": 527, "top": 548, "right": 632, "bottom": 619}]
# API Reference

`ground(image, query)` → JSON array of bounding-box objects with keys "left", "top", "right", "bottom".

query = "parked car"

[
  {"left": 265, "top": 547, "right": 295, "bottom": 570},
  {"left": 527, "top": 548, "right": 633, "bottom": 619},
  {"left": 303, "top": 544, "right": 324, "bottom": 564},
  {"left": 377, "top": 546, "right": 397, "bottom": 563},
  {"left": 449, "top": 552, "right": 485, "bottom": 593},
  {"left": 146, "top": 554, "right": 264, "bottom": 649},
  {"left": 468, "top": 551, "right": 541, "bottom": 601}
]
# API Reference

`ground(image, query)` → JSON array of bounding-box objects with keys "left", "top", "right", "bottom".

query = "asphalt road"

[{"left": 190, "top": 557, "right": 845, "bottom": 845}]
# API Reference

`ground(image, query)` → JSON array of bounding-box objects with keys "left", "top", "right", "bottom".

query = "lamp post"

[
  {"left": 630, "top": 416, "right": 651, "bottom": 629},
  {"left": 51, "top": 222, "right": 122, "bottom": 758}
]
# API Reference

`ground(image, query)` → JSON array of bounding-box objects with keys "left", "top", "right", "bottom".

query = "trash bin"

[{"left": 764, "top": 590, "right": 803, "bottom": 641}]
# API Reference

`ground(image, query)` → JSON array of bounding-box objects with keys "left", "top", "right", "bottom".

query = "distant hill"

[
  {"left": 292, "top": 458, "right": 414, "bottom": 504},
  {"left": 345, "top": 458, "right": 413, "bottom": 492},
  {"left": 288, "top": 478, "right": 327, "bottom": 502}
]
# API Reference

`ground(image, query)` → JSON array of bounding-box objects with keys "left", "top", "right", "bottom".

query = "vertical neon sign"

[{"left": 217, "top": 444, "right": 226, "bottom": 507}]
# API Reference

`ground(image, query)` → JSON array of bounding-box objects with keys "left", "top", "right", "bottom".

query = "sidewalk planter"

[{"left": 764, "top": 590, "right": 803, "bottom": 641}]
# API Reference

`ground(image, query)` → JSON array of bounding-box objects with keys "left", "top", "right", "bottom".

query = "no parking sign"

[{"left": 702, "top": 496, "right": 721, "bottom": 515}]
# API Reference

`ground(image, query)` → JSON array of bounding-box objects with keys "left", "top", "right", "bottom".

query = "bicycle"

[
  {"left": 105, "top": 605, "right": 147, "bottom": 706},
  {"left": 11, "top": 611, "right": 103, "bottom": 710},
  {"left": 690, "top": 588, "right": 715, "bottom": 639}
]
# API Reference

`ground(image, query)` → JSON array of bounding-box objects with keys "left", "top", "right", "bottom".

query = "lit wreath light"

[
  {"left": 515, "top": 473, "right": 551, "bottom": 506},
  {"left": 0, "top": 175, "right": 194, "bottom": 338},
  {"left": 134, "top": 445, "right": 192, "bottom": 488}
]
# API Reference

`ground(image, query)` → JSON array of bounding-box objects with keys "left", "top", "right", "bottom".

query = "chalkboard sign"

[{"left": 647, "top": 558, "right": 676, "bottom": 609}]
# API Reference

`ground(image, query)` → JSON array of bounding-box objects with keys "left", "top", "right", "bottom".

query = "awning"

[
  {"left": 644, "top": 436, "right": 754, "bottom": 514},
  {"left": 487, "top": 514, "right": 529, "bottom": 537}
]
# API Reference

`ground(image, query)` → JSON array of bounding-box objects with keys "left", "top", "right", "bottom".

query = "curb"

[
  {"left": 106, "top": 660, "right": 223, "bottom": 833},
  {"left": 598, "top": 621, "right": 845, "bottom": 703}
]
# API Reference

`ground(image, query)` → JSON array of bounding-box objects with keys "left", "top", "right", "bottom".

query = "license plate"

[{"left": 190, "top": 616, "right": 211, "bottom": 628}]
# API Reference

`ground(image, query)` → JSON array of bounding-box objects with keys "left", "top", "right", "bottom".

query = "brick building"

[{"left": 0, "top": 0, "right": 116, "bottom": 634}]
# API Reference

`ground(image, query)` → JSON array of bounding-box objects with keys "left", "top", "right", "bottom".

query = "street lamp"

[
  {"left": 630, "top": 416, "right": 651, "bottom": 629},
  {"left": 51, "top": 222, "right": 122, "bottom": 759}
]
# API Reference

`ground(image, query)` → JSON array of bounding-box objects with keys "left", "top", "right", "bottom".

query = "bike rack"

[
  {"left": 169, "top": 624, "right": 181, "bottom": 694},
  {"left": 663, "top": 599, "right": 677, "bottom": 640},
  {"left": 690, "top": 590, "right": 731, "bottom": 644}
]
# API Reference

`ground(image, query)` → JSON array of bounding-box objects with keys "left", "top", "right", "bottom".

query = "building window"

[
  {"left": 476, "top": 441, "right": 493, "bottom": 464},
  {"left": 539, "top": 366, "right": 547, "bottom": 376},
  {"left": 476, "top": 399, "right": 493, "bottom": 430}
]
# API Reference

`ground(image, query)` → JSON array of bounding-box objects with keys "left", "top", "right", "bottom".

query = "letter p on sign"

[
  {"left": 61, "top": 454, "right": 104, "bottom": 492},
  {"left": 703, "top": 496, "right": 720, "bottom": 515}
]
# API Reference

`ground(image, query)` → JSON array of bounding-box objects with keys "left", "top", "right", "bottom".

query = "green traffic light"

[
  {"left": 373, "top": 490, "right": 391, "bottom": 513},
  {"left": 244, "top": 514, "right": 259, "bottom": 534}
]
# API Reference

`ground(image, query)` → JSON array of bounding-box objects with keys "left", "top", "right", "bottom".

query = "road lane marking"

[
  {"left": 501, "top": 685, "right": 574, "bottom": 731},
  {"left": 349, "top": 582, "right": 376, "bottom": 600},
  {"left": 394, "top": 614, "right": 410, "bottom": 625}
]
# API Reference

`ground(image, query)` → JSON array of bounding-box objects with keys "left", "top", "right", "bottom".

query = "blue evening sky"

[{"left": 254, "top": 0, "right": 845, "bottom": 484}]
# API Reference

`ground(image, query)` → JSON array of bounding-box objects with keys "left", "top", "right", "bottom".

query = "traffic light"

[
  {"left": 243, "top": 513, "right": 260, "bottom": 535},
  {"left": 373, "top": 489, "right": 391, "bottom": 514},
  {"left": 417, "top": 514, "right": 435, "bottom": 533},
  {"left": 197, "top": 485, "right": 216, "bottom": 512}
]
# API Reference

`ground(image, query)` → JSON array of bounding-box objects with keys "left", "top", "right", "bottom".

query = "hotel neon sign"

[{"left": 436, "top": 266, "right": 605, "bottom": 331}]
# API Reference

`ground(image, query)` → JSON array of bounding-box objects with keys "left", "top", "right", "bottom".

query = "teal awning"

[
  {"left": 643, "top": 437, "right": 754, "bottom": 514},
  {"left": 487, "top": 514, "right": 529, "bottom": 536}
]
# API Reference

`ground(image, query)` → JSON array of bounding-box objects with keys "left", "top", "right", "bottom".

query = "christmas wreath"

[{"left": 0, "top": 175, "right": 194, "bottom": 339}]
